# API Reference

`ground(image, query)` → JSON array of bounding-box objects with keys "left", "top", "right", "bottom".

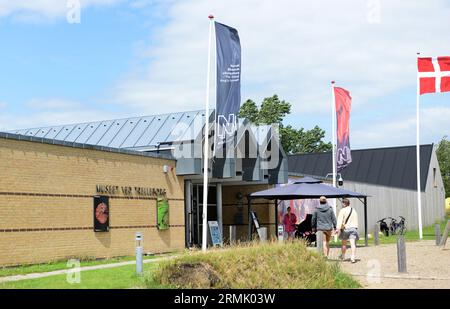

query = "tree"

[
  {"left": 436, "top": 136, "right": 450, "bottom": 198},
  {"left": 238, "top": 95, "right": 332, "bottom": 154}
]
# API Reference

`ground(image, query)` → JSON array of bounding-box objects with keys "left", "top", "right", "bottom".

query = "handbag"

[{"left": 340, "top": 208, "right": 353, "bottom": 233}]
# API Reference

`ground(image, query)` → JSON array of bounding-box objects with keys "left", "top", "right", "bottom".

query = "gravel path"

[{"left": 332, "top": 240, "right": 450, "bottom": 288}]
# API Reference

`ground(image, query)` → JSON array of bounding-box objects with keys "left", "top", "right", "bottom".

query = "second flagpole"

[
  {"left": 202, "top": 15, "right": 214, "bottom": 252},
  {"left": 331, "top": 81, "right": 338, "bottom": 242}
]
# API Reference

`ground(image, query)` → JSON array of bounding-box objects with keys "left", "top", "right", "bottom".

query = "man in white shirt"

[{"left": 336, "top": 198, "right": 359, "bottom": 263}]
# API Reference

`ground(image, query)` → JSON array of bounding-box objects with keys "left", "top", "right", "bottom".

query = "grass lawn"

[
  {"left": 371, "top": 218, "right": 449, "bottom": 245},
  {"left": 0, "top": 254, "right": 169, "bottom": 278},
  {"left": 0, "top": 262, "right": 164, "bottom": 289}
]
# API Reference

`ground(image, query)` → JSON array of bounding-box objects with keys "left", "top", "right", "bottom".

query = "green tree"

[
  {"left": 238, "top": 95, "right": 331, "bottom": 154},
  {"left": 436, "top": 136, "right": 450, "bottom": 198}
]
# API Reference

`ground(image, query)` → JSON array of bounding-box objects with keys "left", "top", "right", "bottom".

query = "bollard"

[
  {"left": 316, "top": 231, "right": 324, "bottom": 254},
  {"left": 374, "top": 224, "right": 380, "bottom": 246},
  {"left": 435, "top": 224, "right": 441, "bottom": 246},
  {"left": 258, "top": 227, "right": 268, "bottom": 242},
  {"left": 229, "top": 225, "right": 237, "bottom": 245},
  {"left": 396, "top": 235, "right": 407, "bottom": 273},
  {"left": 277, "top": 225, "right": 284, "bottom": 243},
  {"left": 135, "top": 232, "right": 143, "bottom": 275}
]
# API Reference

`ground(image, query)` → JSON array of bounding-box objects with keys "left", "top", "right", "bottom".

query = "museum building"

[{"left": 0, "top": 109, "right": 445, "bottom": 267}]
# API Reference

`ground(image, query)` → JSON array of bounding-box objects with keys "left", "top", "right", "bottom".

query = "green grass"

[
  {"left": 369, "top": 217, "right": 449, "bottom": 245},
  {"left": 325, "top": 216, "right": 449, "bottom": 247},
  {"left": 148, "top": 241, "right": 360, "bottom": 289},
  {"left": 0, "top": 254, "right": 167, "bottom": 278},
  {"left": 0, "top": 262, "right": 163, "bottom": 289}
]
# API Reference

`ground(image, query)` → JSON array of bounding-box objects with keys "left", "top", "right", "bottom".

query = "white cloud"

[
  {"left": 0, "top": 98, "right": 119, "bottom": 131},
  {"left": 109, "top": 0, "right": 450, "bottom": 116},
  {"left": 352, "top": 106, "right": 450, "bottom": 148},
  {"left": 0, "top": 0, "right": 123, "bottom": 21}
]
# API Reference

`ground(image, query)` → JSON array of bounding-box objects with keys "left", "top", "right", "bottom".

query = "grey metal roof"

[
  {"left": 288, "top": 145, "right": 434, "bottom": 191},
  {"left": 0, "top": 132, "right": 175, "bottom": 160},
  {"left": 8, "top": 110, "right": 212, "bottom": 151}
]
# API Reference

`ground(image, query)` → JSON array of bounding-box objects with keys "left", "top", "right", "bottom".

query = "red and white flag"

[{"left": 417, "top": 56, "right": 450, "bottom": 95}]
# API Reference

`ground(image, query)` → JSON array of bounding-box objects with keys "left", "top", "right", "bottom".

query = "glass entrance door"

[{"left": 189, "top": 185, "right": 217, "bottom": 247}]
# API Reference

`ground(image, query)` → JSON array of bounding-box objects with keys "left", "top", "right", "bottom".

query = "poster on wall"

[
  {"left": 157, "top": 197, "right": 169, "bottom": 230},
  {"left": 93, "top": 196, "right": 109, "bottom": 232}
]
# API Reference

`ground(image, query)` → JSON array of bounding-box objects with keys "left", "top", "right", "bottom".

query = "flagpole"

[
  {"left": 202, "top": 15, "right": 214, "bottom": 252},
  {"left": 331, "top": 81, "right": 338, "bottom": 242},
  {"left": 331, "top": 81, "right": 337, "bottom": 189},
  {"left": 416, "top": 52, "right": 423, "bottom": 239}
]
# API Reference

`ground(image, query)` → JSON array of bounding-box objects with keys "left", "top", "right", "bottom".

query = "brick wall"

[{"left": 0, "top": 138, "right": 185, "bottom": 266}]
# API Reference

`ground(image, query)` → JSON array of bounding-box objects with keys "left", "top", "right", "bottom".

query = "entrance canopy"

[
  {"left": 250, "top": 176, "right": 367, "bottom": 200},
  {"left": 247, "top": 177, "right": 369, "bottom": 246}
]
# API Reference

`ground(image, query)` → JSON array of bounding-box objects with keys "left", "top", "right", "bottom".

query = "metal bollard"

[
  {"left": 229, "top": 225, "right": 237, "bottom": 245},
  {"left": 374, "top": 224, "right": 380, "bottom": 246},
  {"left": 435, "top": 224, "right": 441, "bottom": 246},
  {"left": 135, "top": 232, "right": 143, "bottom": 275},
  {"left": 316, "top": 231, "right": 324, "bottom": 254},
  {"left": 396, "top": 235, "right": 407, "bottom": 273},
  {"left": 277, "top": 225, "right": 284, "bottom": 243}
]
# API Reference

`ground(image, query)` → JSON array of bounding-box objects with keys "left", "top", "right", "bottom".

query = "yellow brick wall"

[
  {"left": 222, "top": 184, "right": 276, "bottom": 241},
  {"left": 0, "top": 138, "right": 185, "bottom": 266}
]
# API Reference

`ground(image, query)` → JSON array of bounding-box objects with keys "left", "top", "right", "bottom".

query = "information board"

[{"left": 208, "top": 221, "right": 223, "bottom": 247}]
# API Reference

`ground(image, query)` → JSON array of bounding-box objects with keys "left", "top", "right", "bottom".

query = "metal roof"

[
  {"left": 288, "top": 145, "right": 434, "bottom": 191},
  {"left": 8, "top": 110, "right": 212, "bottom": 151},
  {"left": 0, "top": 132, "right": 174, "bottom": 160}
]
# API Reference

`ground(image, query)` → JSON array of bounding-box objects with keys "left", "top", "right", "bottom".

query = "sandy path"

[{"left": 330, "top": 240, "right": 450, "bottom": 288}]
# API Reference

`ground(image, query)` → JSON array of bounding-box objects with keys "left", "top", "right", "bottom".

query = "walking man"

[{"left": 312, "top": 196, "right": 337, "bottom": 257}]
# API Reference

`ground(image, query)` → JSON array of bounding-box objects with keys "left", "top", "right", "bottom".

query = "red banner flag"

[
  {"left": 418, "top": 56, "right": 450, "bottom": 95},
  {"left": 334, "top": 87, "right": 352, "bottom": 171}
]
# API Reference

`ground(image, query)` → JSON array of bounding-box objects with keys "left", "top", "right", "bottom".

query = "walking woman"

[
  {"left": 312, "top": 196, "right": 337, "bottom": 257},
  {"left": 337, "top": 198, "right": 359, "bottom": 263}
]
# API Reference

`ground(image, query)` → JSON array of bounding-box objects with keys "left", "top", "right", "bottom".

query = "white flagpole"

[
  {"left": 416, "top": 53, "right": 423, "bottom": 239},
  {"left": 202, "top": 15, "right": 214, "bottom": 252},
  {"left": 331, "top": 81, "right": 337, "bottom": 190},
  {"left": 331, "top": 81, "right": 337, "bottom": 242}
]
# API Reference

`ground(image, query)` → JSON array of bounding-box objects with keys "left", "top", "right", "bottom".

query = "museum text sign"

[{"left": 96, "top": 185, "right": 166, "bottom": 197}]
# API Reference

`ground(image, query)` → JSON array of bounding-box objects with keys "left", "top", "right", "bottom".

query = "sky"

[{"left": 0, "top": 0, "right": 449, "bottom": 149}]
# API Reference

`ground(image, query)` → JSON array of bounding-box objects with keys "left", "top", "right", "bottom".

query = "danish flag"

[{"left": 417, "top": 56, "right": 450, "bottom": 95}]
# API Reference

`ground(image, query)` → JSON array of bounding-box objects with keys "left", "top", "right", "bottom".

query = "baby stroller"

[{"left": 295, "top": 214, "right": 316, "bottom": 245}]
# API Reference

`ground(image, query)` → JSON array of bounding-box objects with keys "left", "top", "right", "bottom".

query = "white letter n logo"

[{"left": 217, "top": 114, "right": 237, "bottom": 139}]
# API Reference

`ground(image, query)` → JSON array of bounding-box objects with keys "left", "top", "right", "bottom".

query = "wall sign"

[
  {"left": 94, "top": 196, "right": 109, "bottom": 232},
  {"left": 96, "top": 185, "right": 166, "bottom": 197}
]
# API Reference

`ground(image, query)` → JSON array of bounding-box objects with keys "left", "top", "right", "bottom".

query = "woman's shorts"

[{"left": 339, "top": 227, "right": 359, "bottom": 241}]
